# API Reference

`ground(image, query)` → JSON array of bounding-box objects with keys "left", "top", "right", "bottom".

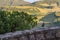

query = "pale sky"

[{"left": 24, "top": 0, "right": 41, "bottom": 3}]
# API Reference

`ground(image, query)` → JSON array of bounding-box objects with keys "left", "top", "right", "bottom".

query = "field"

[
  {"left": 0, "top": 3, "right": 60, "bottom": 34},
  {"left": 0, "top": 4, "right": 60, "bottom": 22}
]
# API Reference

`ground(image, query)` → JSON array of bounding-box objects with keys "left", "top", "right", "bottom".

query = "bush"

[{"left": 0, "top": 11, "right": 37, "bottom": 34}]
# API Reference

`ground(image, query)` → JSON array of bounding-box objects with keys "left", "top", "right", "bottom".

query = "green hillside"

[{"left": 0, "top": 0, "right": 60, "bottom": 22}]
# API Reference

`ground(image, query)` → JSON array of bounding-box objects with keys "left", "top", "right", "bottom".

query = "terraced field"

[{"left": 0, "top": 6, "right": 60, "bottom": 22}]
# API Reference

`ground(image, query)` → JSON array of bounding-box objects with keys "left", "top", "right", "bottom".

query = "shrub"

[{"left": 0, "top": 11, "right": 37, "bottom": 34}]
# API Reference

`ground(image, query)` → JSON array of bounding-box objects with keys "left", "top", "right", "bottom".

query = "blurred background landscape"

[{"left": 0, "top": 0, "right": 60, "bottom": 33}]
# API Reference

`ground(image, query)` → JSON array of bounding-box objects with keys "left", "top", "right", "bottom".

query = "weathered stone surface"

[
  {"left": 2, "top": 37, "right": 18, "bottom": 40},
  {"left": 35, "top": 34, "right": 45, "bottom": 40},
  {"left": 45, "top": 30, "right": 56, "bottom": 38},
  {"left": 56, "top": 30, "right": 60, "bottom": 37},
  {"left": 0, "top": 27, "right": 60, "bottom": 40},
  {"left": 20, "top": 36, "right": 28, "bottom": 40},
  {"left": 28, "top": 35, "right": 35, "bottom": 40}
]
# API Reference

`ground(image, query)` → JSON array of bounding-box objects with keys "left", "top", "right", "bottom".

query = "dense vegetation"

[{"left": 0, "top": 11, "right": 37, "bottom": 34}]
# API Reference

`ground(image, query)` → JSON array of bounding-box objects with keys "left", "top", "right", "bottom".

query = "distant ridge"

[
  {"left": 0, "top": 0, "right": 60, "bottom": 6},
  {"left": 0, "top": 0, "right": 30, "bottom": 6}
]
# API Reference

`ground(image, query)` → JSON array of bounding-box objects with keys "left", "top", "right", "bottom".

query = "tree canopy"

[{"left": 0, "top": 11, "right": 37, "bottom": 34}]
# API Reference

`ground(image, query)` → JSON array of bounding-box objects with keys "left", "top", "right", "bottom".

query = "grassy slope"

[{"left": 1, "top": 3, "right": 60, "bottom": 22}]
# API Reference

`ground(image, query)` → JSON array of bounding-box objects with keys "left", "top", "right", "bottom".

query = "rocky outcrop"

[{"left": 0, "top": 27, "right": 60, "bottom": 40}]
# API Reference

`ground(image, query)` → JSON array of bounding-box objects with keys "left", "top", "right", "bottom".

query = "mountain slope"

[
  {"left": 1, "top": 5, "right": 60, "bottom": 22},
  {"left": 31, "top": 0, "right": 60, "bottom": 7},
  {"left": 0, "top": 0, "right": 60, "bottom": 22},
  {"left": 0, "top": 0, "right": 30, "bottom": 6}
]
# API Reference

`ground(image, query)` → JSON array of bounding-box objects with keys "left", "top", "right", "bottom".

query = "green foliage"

[{"left": 0, "top": 11, "right": 37, "bottom": 34}]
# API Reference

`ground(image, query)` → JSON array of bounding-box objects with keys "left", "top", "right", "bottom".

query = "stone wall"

[{"left": 0, "top": 27, "right": 60, "bottom": 40}]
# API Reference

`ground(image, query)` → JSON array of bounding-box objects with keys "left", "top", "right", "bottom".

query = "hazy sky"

[{"left": 24, "top": 0, "right": 40, "bottom": 3}]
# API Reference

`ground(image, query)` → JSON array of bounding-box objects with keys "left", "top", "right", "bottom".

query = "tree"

[{"left": 0, "top": 11, "right": 37, "bottom": 34}]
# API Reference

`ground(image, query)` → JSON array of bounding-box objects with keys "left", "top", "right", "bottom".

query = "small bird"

[{"left": 41, "top": 22, "right": 45, "bottom": 27}]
